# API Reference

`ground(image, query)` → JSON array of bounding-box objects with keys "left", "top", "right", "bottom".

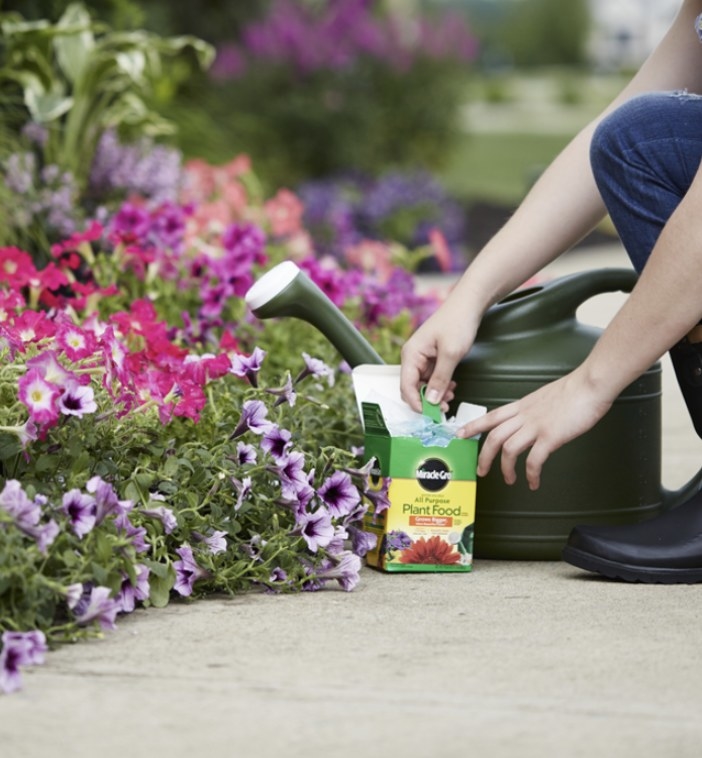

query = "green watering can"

[{"left": 245, "top": 261, "right": 702, "bottom": 559}]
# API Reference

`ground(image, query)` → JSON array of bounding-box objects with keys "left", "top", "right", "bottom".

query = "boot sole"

[{"left": 562, "top": 546, "right": 702, "bottom": 584}]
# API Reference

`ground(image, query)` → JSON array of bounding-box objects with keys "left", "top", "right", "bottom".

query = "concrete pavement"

[{"left": 3, "top": 244, "right": 702, "bottom": 758}]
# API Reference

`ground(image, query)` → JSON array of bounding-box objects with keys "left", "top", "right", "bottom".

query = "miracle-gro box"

[{"left": 353, "top": 366, "right": 482, "bottom": 573}]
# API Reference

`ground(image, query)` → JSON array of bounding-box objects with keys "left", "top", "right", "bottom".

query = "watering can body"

[{"left": 246, "top": 263, "right": 702, "bottom": 560}]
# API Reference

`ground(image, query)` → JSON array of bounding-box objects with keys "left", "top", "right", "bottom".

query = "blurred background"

[{"left": 0, "top": 0, "right": 680, "bottom": 267}]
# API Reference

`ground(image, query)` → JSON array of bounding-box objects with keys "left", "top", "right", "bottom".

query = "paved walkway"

[{"left": 3, "top": 244, "right": 702, "bottom": 758}]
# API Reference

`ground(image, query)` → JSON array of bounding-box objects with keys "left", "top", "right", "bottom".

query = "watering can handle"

[{"left": 479, "top": 268, "right": 638, "bottom": 337}]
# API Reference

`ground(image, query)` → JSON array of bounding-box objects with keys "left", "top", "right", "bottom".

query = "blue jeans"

[
  {"left": 590, "top": 91, "right": 702, "bottom": 273},
  {"left": 591, "top": 91, "right": 702, "bottom": 435}
]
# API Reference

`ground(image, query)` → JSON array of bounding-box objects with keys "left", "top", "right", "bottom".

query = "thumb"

[{"left": 424, "top": 353, "right": 458, "bottom": 405}]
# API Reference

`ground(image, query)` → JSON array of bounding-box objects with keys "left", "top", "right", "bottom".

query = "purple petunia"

[
  {"left": 296, "top": 352, "right": 335, "bottom": 386},
  {"left": 60, "top": 489, "right": 97, "bottom": 538},
  {"left": 58, "top": 381, "right": 97, "bottom": 417},
  {"left": 72, "top": 586, "right": 121, "bottom": 631},
  {"left": 230, "top": 399, "right": 275, "bottom": 439},
  {"left": 0, "top": 480, "right": 59, "bottom": 554},
  {"left": 276, "top": 450, "right": 309, "bottom": 501},
  {"left": 203, "top": 530, "right": 228, "bottom": 555},
  {"left": 86, "top": 476, "right": 132, "bottom": 525},
  {"left": 315, "top": 551, "right": 362, "bottom": 592},
  {"left": 232, "top": 476, "right": 252, "bottom": 511},
  {"left": 296, "top": 507, "right": 335, "bottom": 553},
  {"left": 173, "top": 545, "right": 208, "bottom": 597},
  {"left": 230, "top": 346, "right": 266, "bottom": 387},
  {"left": 116, "top": 564, "right": 151, "bottom": 613},
  {"left": 260, "top": 426, "right": 292, "bottom": 464},
  {"left": 267, "top": 372, "right": 297, "bottom": 408},
  {"left": 317, "top": 471, "right": 361, "bottom": 518},
  {"left": 236, "top": 441, "right": 257, "bottom": 465},
  {"left": 141, "top": 504, "right": 178, "bottom": 534},
  {"left": 0, "top": 630, "right": 48, "bottom": 694}
]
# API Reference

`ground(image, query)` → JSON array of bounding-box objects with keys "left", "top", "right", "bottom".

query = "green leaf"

[
  {"left": 54, "top": 4, "right": 95, "bottom": 84},
  {"left": 90, "top": 561, "right": 109, "bottom": 586},
  {"left": 25, "top": 89, "right": 74, "bottom": 122},
  {"left": 0, "top": 434, "right": 20, "bottom": 462},
  {"left": 124, "top": 480, "right": 142, "bottom": 503},
  {"left": 141, "top": 558, "right": 169, "bottom": 579},
  {"left": 148, "top": 566, "right": 175, "bottom": 608}
]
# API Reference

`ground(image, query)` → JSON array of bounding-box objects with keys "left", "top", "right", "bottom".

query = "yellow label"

[{"left": 365, "top": 478, "right": 475, "bottom": 571}]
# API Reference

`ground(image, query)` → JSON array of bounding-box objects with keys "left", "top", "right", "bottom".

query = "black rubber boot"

[{"left": 562, "top": 490, "right": 702, "bottom": 583}]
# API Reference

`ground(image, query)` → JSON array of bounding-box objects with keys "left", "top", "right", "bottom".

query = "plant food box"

[{"left": 352, "top": 365, "right": 485, "bottom": 573}]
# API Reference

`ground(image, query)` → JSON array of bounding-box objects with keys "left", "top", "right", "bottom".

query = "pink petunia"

[
  {"left": 264, "top": 188, "right": 304, "bottom": 237},
  {"left": 18, "top": 369, "right": 61, "bottom": 426},
  {"left": 56, "top": 323, "right": 98, "bottom": 361}
]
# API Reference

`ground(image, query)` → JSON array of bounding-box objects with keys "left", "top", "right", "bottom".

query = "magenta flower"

[
  {"left": 109, "top": 201, "right": 151, "bottom": 241},
  {"left": 57, "top": 323, "right": 98, "bottom": 361},
  {"left": 317, "top": 471, "right": 361, "bottom": 518},
  {"left": 260, "top": 426, "right": 292, "bottom": 463},
  {"left": 173, "top": 545, "right": 209, "bottom": 597},
  {"left": 60, "top": 489, "right": 97, "bottom": 538},
  {"left": 73, "top": 586, "right": 120, "bottom": 631},
  {"left": 18, "top": 368, "right": 61, "bottom": 426},
  {"left": 58, "top": 381, "right": 97, "bottom": 417},
  {"left": 0, "top": 630, "right": 48, "bottom": 694},
  {"left": 296, "top": 507, "right": 335, "bottom": 553},
  {"left": 229, "top": 346, "right": 266, "bottom": 386},
  {"left": 221, "top": 221, "right": 266, "bottom": 258},
  {"left": 26, "top": 350, "right": 75, "bottom": 386}
]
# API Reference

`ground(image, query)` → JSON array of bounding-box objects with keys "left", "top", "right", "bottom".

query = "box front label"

[{"left": 364, "top": 476, "right": 475, "bottom": 572}]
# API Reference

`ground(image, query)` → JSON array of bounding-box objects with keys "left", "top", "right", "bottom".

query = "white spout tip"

[{"left": 245, "top": 261, "right": 301, "bottom": 311}]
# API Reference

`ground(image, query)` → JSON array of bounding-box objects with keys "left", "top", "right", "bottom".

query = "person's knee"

[{"left": 590, "top": 92, "right": 689, "bottom": 180}]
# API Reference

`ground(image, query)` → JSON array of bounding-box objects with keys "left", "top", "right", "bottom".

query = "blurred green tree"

[{"left": 499, "top": 0, "right": 591, "bottom": 67}]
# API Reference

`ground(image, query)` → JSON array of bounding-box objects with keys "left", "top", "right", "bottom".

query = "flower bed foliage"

[
  {"left": 0, "top": 147, "right": 443, "bottom": 694},
  {"left": 0, "top": 0, "right": 451, "bottom": 697}
]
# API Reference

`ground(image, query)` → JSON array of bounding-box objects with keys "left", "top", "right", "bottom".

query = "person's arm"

[
  {"left": 400, "top": 0, "right": 702, "bottom": 412},
  {"left": 459, "top": 157, "right": 702, "bottom": 490}
]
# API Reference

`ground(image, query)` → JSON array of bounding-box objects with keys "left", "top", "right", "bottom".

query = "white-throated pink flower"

[{"left": 18, "top": 368, "right": 61, "bottom": 426}]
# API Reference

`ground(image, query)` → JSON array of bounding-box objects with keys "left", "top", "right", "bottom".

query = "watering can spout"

[{"left": 245, "top": 261, "right": 384, "bottom": 367}]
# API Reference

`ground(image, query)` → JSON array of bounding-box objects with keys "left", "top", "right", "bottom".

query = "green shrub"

[{"left": 169, "top": 1, "right": 478, "bottom": 188}]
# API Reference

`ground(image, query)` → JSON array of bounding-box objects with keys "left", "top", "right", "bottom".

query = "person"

[{"left": 399, "top": 0, "right": 702, "bottom": 584}]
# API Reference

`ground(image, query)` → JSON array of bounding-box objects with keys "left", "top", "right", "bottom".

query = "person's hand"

[
  {"left": 400, "top": 307, "right": 477, "bottom": 413},
  {"left": 457, "top": 370, "right": 614, "bottom": 490}
]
